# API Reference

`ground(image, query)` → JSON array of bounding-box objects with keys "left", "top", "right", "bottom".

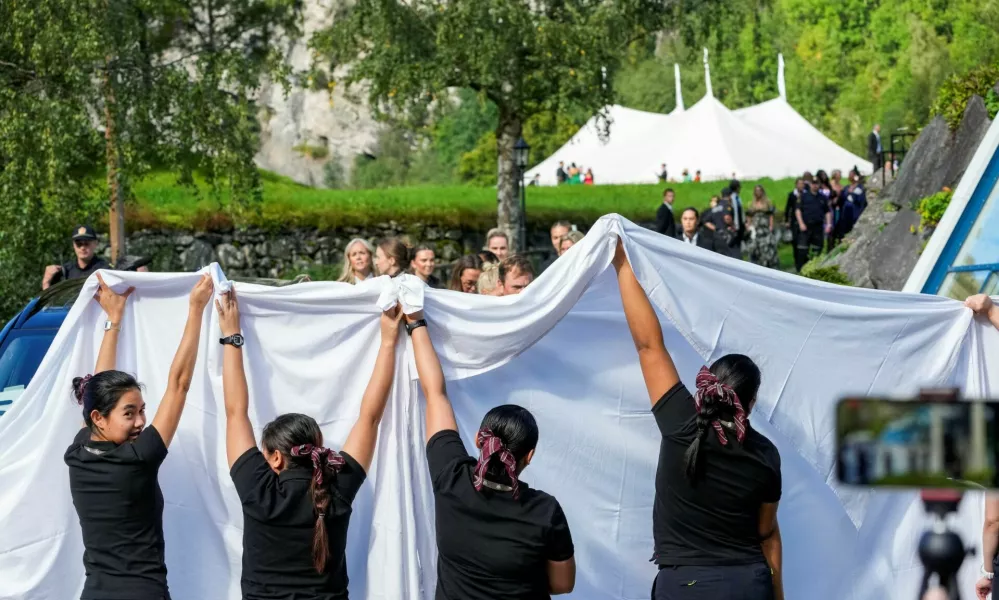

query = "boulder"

[{"left": 180, "top": 240, "right": 216, "bottom": 271}]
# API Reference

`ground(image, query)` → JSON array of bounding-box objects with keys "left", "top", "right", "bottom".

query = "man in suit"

[
  {"left": 868, "top": 124, "right": 883, "bottom": 172},
  {"left": 729, "top": 179, "right": 746, "bottom": 244},
  {"left": 654, "top": 188, "right": 677, "bottom": 238},
  {"left": 677, "top": 207, "right": 713, "bottom": 249}
]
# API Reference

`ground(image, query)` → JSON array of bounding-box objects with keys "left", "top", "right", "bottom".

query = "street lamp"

[{"left": 514, "top": 137, "right": 531, "bottom": 252}]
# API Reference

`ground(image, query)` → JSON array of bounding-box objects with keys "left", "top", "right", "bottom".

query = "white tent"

[
  {"left": 733, "top": 54, "right": 872, "bottom": 176},
  {"left": 526, "top": 52, "right": 872, "bottom": 185}
]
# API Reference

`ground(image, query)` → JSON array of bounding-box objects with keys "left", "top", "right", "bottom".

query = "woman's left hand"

[
  {"left": 215, "top": 288, "right": 241, "bottom": 338},
  {"left": 94, "top": 272, "right": 134, "bottom": 322}
]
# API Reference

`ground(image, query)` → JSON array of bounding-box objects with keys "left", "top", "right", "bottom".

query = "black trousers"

[
  {"left": 652, "top": 564, "right": 775, "bottom": 600},
  {"left": 794, "top": 222, "right": 825, "bottom": 271}
]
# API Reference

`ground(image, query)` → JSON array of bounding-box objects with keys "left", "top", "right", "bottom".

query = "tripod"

[{"left": 918, "top": 491, "right": 973, "bottom": 600}]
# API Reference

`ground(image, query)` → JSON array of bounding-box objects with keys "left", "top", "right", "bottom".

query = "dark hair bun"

[{"left": 72, "top": 376, "right": 90, "bottom": 404}]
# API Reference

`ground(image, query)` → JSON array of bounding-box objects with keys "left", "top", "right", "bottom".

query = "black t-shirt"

[
  {"left": 427, "top": 430, "right": 574, "bottom": 600},
  {"left": 797, "top": 190, "right": 829, "bottom": 225},
  {"left": 230, "top": 447, "right": 366, "bottom": 600},
  {"left": 652, "top": 383, "right": 781, "bottom": 566},
  {"left": 64, "top": 425, "right": 170, "bottom": 600},
  {"left": 51, "top": 256, "right": 110, "bottom": 286}
]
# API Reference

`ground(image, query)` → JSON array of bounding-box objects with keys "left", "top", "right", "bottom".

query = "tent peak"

[
  {"left": 703, "top": 47, "right": 713, "bottom": 98},
  {"left": 778, "top": 53, "right": 787, "bottom": 100},
  {"left": 674, "top": 64, "right": 685, "bottom": 112}
]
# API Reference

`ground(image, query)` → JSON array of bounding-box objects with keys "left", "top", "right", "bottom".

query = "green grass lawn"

[{"left": 131, "top": 170, "right": 797, "bottom": 232}]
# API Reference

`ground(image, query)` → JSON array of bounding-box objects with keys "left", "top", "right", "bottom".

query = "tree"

[
  {"left": 316, "top": 0, "right": 671, "bottom": 252},
  {"left": 0, "top": 0, "right": 298, "bottom": 320}
]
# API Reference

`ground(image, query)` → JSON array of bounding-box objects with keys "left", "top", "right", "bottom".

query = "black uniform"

[
  {"left": 427, "top": 430, "right": 574, "bottom": 600},
  {"left": 49, "top": 255, "right": 110, "bottom": 286},
  {"left": 64, "top": 426, "right": 171, "bottom": 600},
  {"left": 230, "top": 447, "right": 367, "bottom": 599},
  {"left": 650, "top": 383, "right": 781, "bottom": 600}
]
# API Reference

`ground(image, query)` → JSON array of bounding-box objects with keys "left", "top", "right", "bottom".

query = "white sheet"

[{"left": 0, "top": 214, "right": 996, "bottom": 600}]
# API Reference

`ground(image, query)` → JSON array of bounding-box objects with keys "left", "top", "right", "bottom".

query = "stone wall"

[
  {"left": 823, "top": 94, "right": 994, "bottom": 290},
  {"left": 109, "top": 223, "right": 571, "bottom": 280}
]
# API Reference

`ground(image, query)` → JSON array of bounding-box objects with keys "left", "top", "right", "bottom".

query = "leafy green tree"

[
  {"left": 0, "top": 0, "right": 298, "bottom": 320},
  {"left": 317, "top": 0, "right": 671, "bottom": 251}
]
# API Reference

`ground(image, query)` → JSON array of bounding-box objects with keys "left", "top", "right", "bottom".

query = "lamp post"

[{"left": 514, "top": 137, "right": 531, "bottom": 253}]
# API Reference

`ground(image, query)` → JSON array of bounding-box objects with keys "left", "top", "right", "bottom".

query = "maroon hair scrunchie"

[
  {"left": 474, "top": 428, "right": 521, "bottom": 499},
  {"left": 693, "top": 366, "right": 747, "bottom": 445},
  {"left": 290, "top": 444, "right": 345, "bottom": 486}
]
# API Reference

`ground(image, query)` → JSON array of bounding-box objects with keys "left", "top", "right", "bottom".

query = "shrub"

[
  {"left": 800, "top": 262, "right": 852, "bottom": 286},
  {"left": 931, "top": 64, "right": 999, "bottom": 130},
  {"left": 916, "top": 189, "right": 953, "bottom": 229},
  {"left": 292, "top": 144, "right": 329, "bottom": 160}
]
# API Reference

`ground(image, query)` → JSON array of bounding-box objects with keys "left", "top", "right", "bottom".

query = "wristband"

[
  {"left": 405, "top": 319, "right": 427, "bottom": 336},
  {"left": 982, "top": 565, "right": 994, "bottom": 580},
  {"left": 103, "top": 320, "right": 121, "bottom": 332}
]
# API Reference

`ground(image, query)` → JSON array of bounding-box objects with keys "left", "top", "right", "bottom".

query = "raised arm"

[
  {"left": 93, "top": 273, "right": 134, "bottom": 374},
  {"left": 611, "top": 239, "right": 680, "bottom": 405},
  {"left": 215, "top": 287, "right": 256, "bottom": 469},
  {"left": 966, "top": 294, "right": 999, "bottom": 331},
  {"left": 341, "top": 305, "right": 404, "bottom": 472},
  {"left": 760, "top": 503, "right": 784, "bottom": 600},
  {"left": 978, "top": 496, "right": 999, "bottom": 599},
  {"left": 405, "top": 311, "right": 458, "bottom": 442},
  {"left": 152, "top": 274, "right": 213, "bottom": 447}
]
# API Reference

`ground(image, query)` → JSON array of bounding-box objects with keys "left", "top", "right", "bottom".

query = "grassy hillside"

[{"left": 130, "top": 171, "right": 797, "bottom": 231}]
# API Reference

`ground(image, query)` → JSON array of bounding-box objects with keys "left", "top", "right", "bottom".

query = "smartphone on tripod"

[{"left": 835, "top": 392, "right": 999, "bottom": 600}]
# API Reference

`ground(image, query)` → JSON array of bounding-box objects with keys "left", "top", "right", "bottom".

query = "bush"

[
  {"left": 800, "top": 262, "right": 852, "bottom": 286},
  {"left": 916, "top": 189, "right": 953, "bottom": 229},
  {"left": 931, "top": 64, "right": 999, "bottom": 129}
]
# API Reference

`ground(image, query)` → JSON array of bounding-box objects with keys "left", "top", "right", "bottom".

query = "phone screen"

[{"left": 835, "top": 398, "right": 999, "bottom": 490}]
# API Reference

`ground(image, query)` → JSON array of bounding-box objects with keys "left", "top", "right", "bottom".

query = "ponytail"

[
  {"left": 474, "top": 428, "right": 522, "bottom": 499},
  {"left": 289, "top": 443, "right": 345, "bottom": 573},
  {"left": 684, "top": 365, "right": 752, "bottom": 483}
]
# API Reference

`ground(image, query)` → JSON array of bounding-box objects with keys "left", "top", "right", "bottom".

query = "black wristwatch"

[
  {"left": 220, "top": 333, "right": 245, "bottom": 348},
  {"left": 405, "top": 319, "right": 427, "bottom": 336}
]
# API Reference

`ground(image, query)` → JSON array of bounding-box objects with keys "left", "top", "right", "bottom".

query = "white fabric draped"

[{"left": 0, "top": 214, "right": 995, "bottom": 600}]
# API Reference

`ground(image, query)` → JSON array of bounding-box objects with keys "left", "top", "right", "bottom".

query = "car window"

[{"left": 0, "top": 332, "right": 57, "bottom": 411}]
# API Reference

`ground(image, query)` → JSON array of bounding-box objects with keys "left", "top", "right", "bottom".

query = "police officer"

[{"left": 42, "top": 225, "right": 110, "bottom": 290}]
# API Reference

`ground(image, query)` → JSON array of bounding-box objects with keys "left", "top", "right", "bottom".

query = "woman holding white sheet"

[
  {"left": 64, "top": 273, "right": 214, "bottom": 600},
  {"left": 611, "top": 239, "right": 784, "bottom": 600},
  {"left": 215, "top": 287, "right": 403, "bottom": 599},
  {"left": 405, "top": 309, "right": 576, "bottom": 599}
]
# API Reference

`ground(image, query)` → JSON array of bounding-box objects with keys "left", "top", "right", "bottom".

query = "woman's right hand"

[
  {"left": 94, "top": 273, "right": 134, "bottom": 322},
  {"left": 405, "top": 310, "right": 425, "bottom": 324},
  {"left": 975, "top": 575, "right": 992, "bottom": 600},
  {"left": 189, "top": 274, "right": 215, "bottom": 311},
  {"left": 381, "top": 304, "right": 404, "bottom": 342},
  {"left": 215, "top": 288, "right": 241, "bottom": 338}
]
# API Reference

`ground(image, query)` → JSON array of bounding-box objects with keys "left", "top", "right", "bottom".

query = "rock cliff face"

[
  {"left": 824, "top": 95, "right": 993, "bottom": 290},
  {"left": 253, "top": 0, "right": 380, "bottom": 187}
]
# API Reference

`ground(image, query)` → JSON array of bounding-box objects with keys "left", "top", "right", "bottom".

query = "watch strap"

[
  {"left": 104, "top": 320, "right": 121, "bottom": 332},
  {"left": 220, "top": 334, "right": 244, "bottom": 347},
  {"left": 983, "top": 565, "right": 995, "bottom": 580},
  {"left": 405, "top": 319, "right": 427, "bottom": 336}
]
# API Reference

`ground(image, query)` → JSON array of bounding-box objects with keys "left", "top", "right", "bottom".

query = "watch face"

[{"left": 231, "top": 334, "right": 244, "bottom": 347}]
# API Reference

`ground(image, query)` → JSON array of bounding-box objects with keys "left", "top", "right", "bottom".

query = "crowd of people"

[
  {"left": 653, "top": 168, "right": 868, "bottom": 272},
  {"left": 335, "top": 221, "right": 585, "bottom": 297}
]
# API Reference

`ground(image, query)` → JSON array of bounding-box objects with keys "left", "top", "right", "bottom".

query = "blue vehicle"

[{"left": 0, "top": 275, "right": 306, "bottom": 416}]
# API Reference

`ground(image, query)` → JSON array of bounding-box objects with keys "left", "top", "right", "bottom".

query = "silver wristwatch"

[{"left": 103, "top": 320, "right": 121, "bottom": 332}]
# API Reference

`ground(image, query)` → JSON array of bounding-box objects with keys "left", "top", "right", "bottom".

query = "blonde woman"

[
  {"left": 337, "top": 239, "right": 375, "bottom": 284},
  {"left": 476, "top": 263, "right": 502, "bottom": 296},
  {"left": 745, "top": 185, "right": 779, "bottom": 269},
  {"left": 558, "top": 231, "right": 585, "bottom": 256}
]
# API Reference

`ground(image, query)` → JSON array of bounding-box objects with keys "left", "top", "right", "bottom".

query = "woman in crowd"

[
  {"left": 583, "top": 169, "right": 594, "bottom": 185},
  {"left": 476, "top": 263, "right": 502, "bottom": 296},
  {"left": 558, "top": 230, "right": 585, "bottom": 256},
  {"left": 216, "top": 287, "right": 403, "bottom": 599},
  {"left": 611, "top": 240, "right": 783, "bottom": 600},
  {"left": 64, "top": 273, "right": 214, "bottom": 600},
  {"left": 745, "top": 185, "right": 779, "bottom": 269},
  {"left": 484, "top": 230, "right": 510, "bottom": 262},
  {"left": 404, "top": 309, "right": 576, "bottom": 599},
  {"left": 374, "top": 237, "right": 408, "bottom": 278},
  {"left": 337, "top": 239, "right": 375, "bottom": 284},
  {"left": 410, "top": 244, "right": 442, "bottom": 288},
  {"left": 971, "top": 293, "right": 999, "bottom": 600},
  {"left": 448, "top": 254, "right": 484, "bottom": 293}
]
